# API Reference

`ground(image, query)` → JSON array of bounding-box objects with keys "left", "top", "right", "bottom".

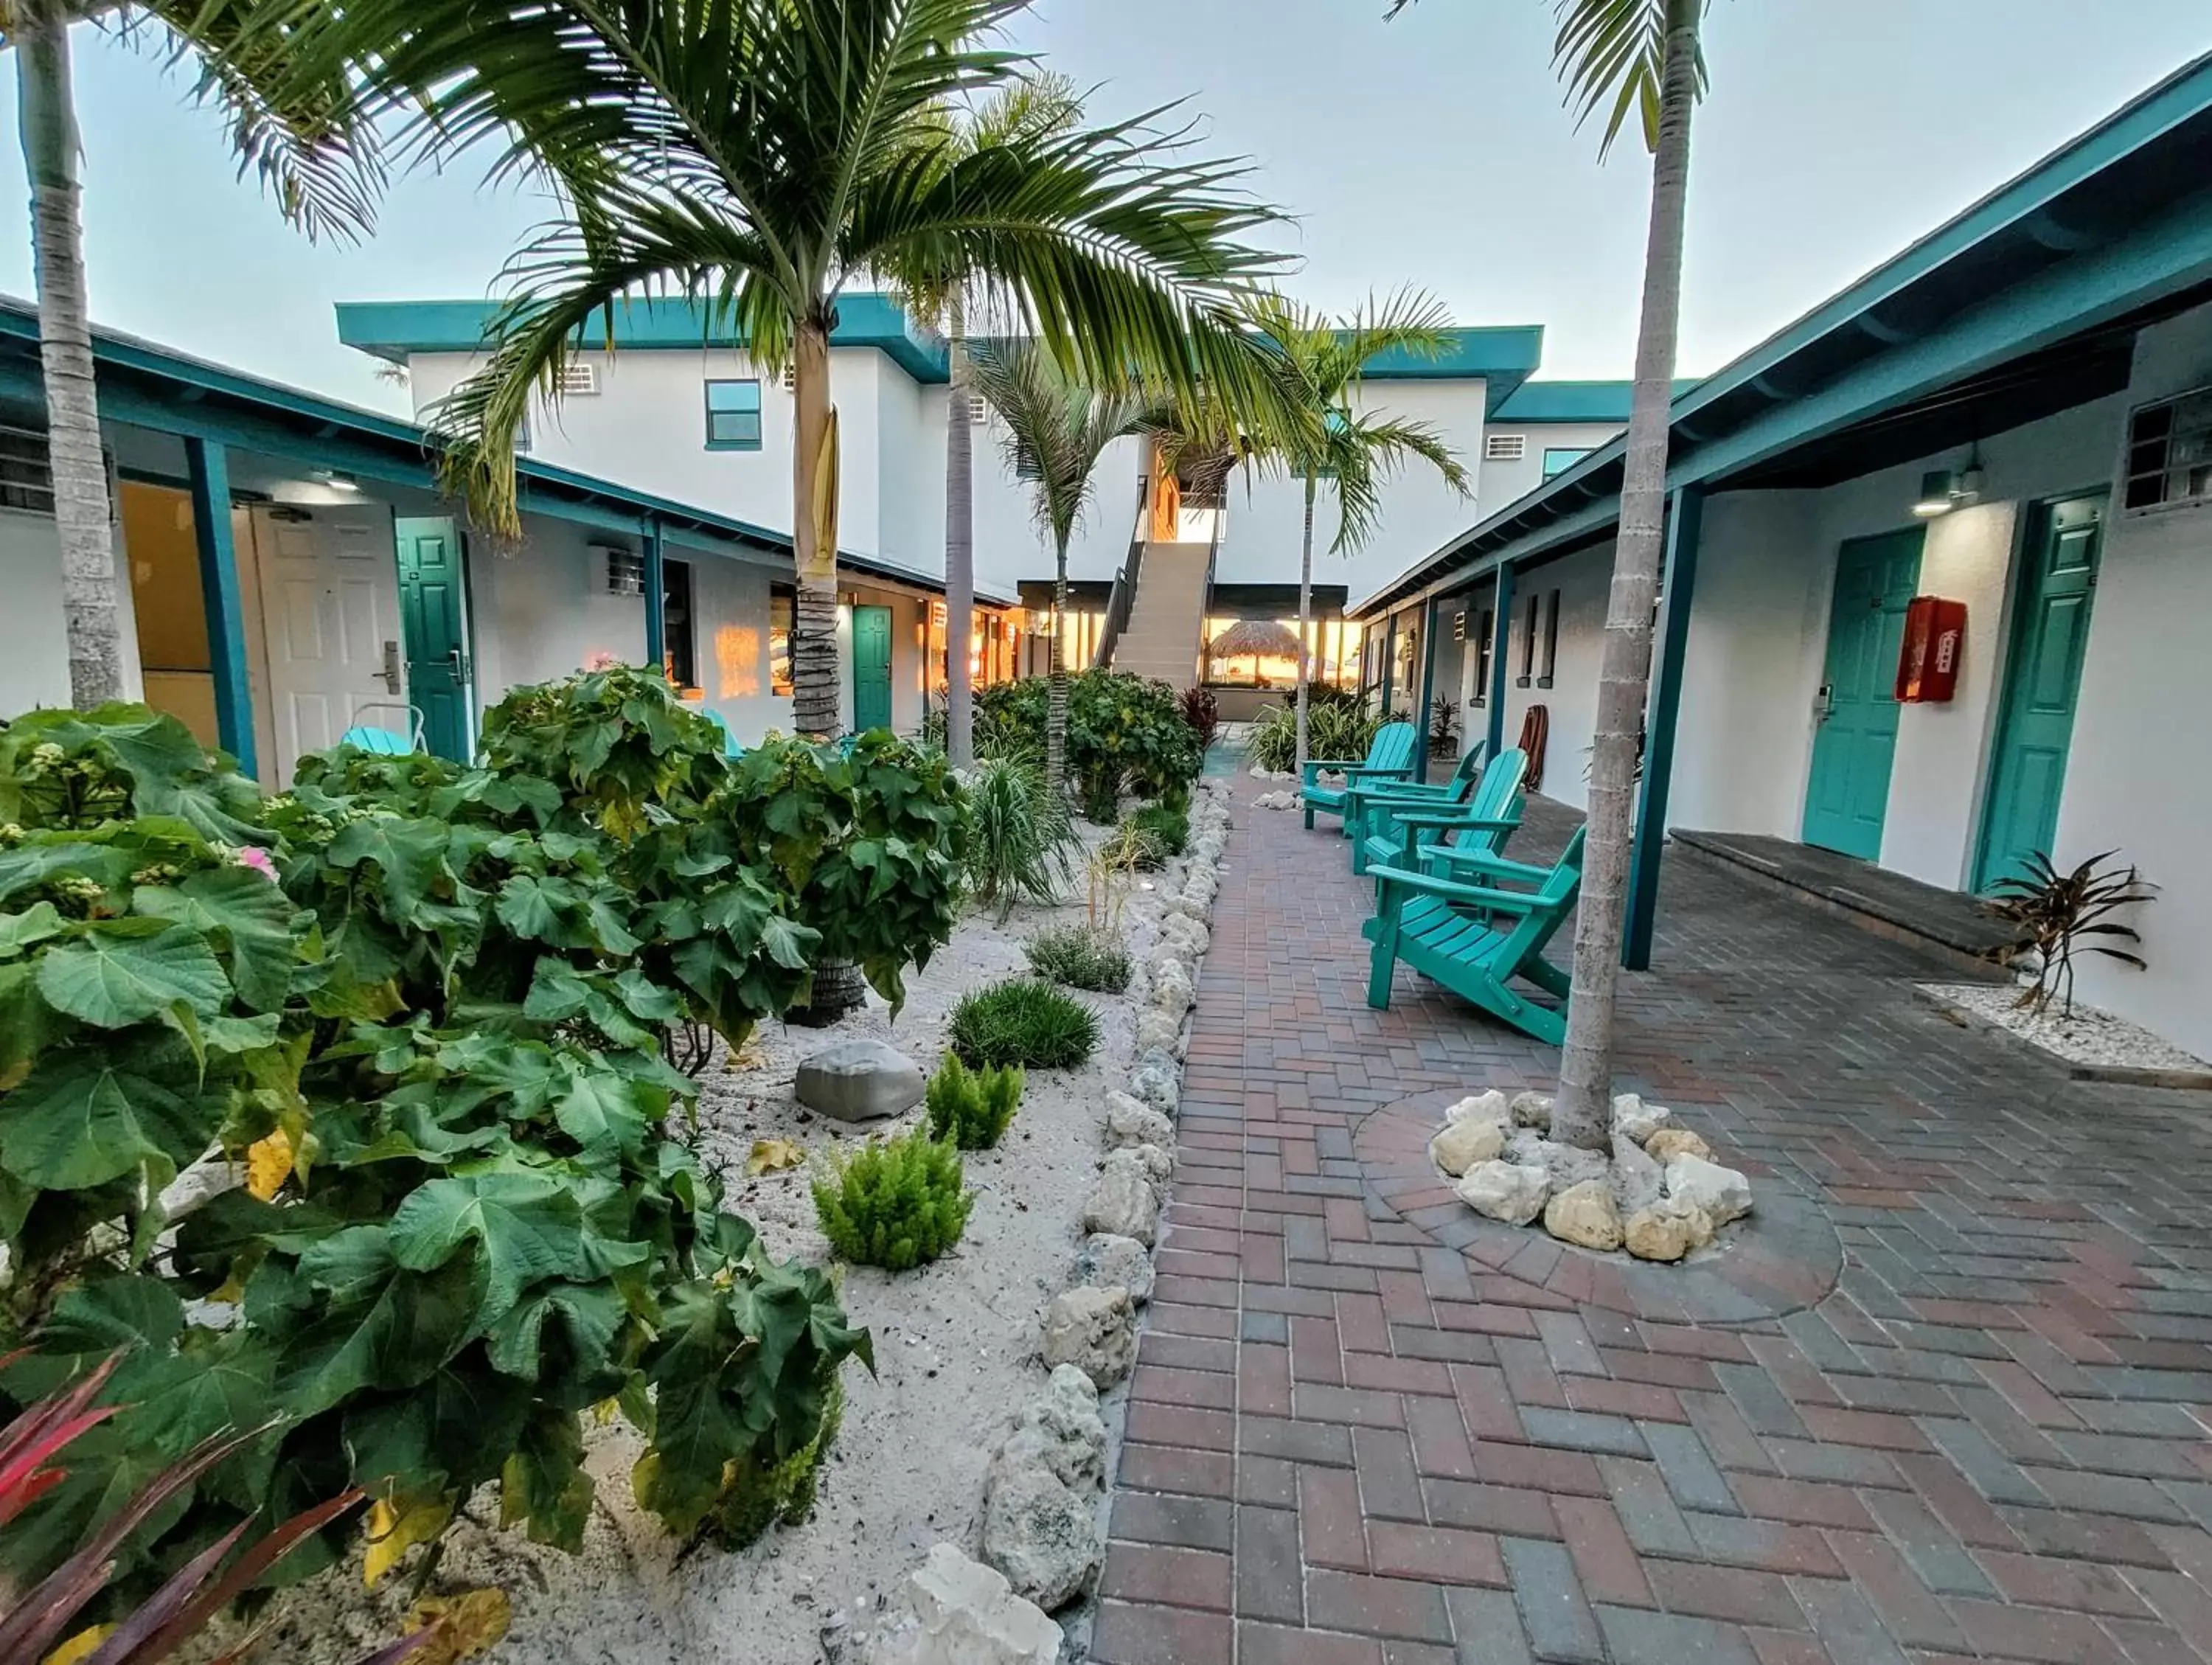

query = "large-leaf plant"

[{"left": 0, "top": 675, "right": 975, "bottom": 1610}]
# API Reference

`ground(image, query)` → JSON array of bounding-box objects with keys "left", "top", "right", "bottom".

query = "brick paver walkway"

[{"left": 1092, "top": 784, "right": 2212, "bottom": 1665}]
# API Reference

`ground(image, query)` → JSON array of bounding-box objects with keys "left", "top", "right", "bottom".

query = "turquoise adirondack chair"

[
  {"left": 1343, "top": 742, "right": 1486, "bottom": 847},
  {"left": 1352, "top": 747, "right": 1526, "bottom": 879},
  {"left": 701, "top": 707, "right": 746, "bottom": 759},
  {"left": 1361, "top": 826, "right": 1587, "bottom": 1044},
  {"left": 340, "top": 702, "right": 425, "bottom": 755},
  {"left": 1301, "top": 720, "right": 1417, "bottom": 832}
]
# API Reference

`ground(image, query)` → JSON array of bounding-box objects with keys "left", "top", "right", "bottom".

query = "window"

[
  {"left": 1542, "top": 447, "right": 1588, "bottom": 480},
  {"left": 661, "top": 558, "right": 697, "bottom": 690},
  {"left": 0, "top": 425, "right": 55, "bottom": 514},
  {"left": 1517, "top": 592, "right": 1540, "bottom": 686},
  {"left": 705, "top": 378, "right": 764, "bottom": 450},
  {"left": 515, "top": 409, "right": 532, "bottom": 454},
  {"left": 1472, "top": 608, "right": 1495, "bottom": 704},
  {"left": 1538, "top": 591, "right": 1560, "bottom": 687},
  {"left": 2124, "top": 386, "right": 2212, "bottom": 512},
  {"left": 1014, "top": 441, "right": 1041, "bottom": 481},
  {"left": 769, "top": 585, "right": 795, "bottom": 695},
  {"left": 1485, "top": 433, "right": 1526, "bottom": 462}
]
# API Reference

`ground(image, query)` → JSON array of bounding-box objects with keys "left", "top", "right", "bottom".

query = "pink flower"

[
  {"left": 232, "top": 846, "right": 279, "bottom": 881},
  {"left": 583, "top": 650, "right": 619, "bottom": 672}
]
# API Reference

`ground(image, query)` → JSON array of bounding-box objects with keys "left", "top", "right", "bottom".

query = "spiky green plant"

[
  {"left": 924, "top": 1053, "right": 1024, "bottom": 1150},
  {"left": 963, "top": 755, "right": 1079, "bottom": 922},
  {"left": 812, "top": 1133, "right": 973, "bottom": 1271},
  {"left": 947, "top": 979, "right": 1099, "bottom": 1070},
  {"left": 1025, "top": 923, "right": 1133, "bottom": 995}
]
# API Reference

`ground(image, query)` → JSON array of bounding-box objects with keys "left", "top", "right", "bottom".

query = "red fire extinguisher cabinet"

[{"left": 1896, "top": 597, "right": 1967, "bottom": 703}]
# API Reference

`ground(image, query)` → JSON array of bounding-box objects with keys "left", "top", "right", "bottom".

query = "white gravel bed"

[
  {"left": 1921, "top": 981, "right": 2212, "bottom": 1079},
  {"left": 232, "top": 818, "right": 1186, "bottom": 1665}
]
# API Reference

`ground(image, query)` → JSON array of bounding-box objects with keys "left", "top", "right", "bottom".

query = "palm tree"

[
  {"left": 1391, "top": 0, "right": 1708, "bottom": 1150},
  {"left": 273, "top": 0, "right": 1291, "bottom": 743},
  {"left": 897, "top": 72, "right": 1082, "bottom": 768},
  {"left": 4, "top": 1, "right": 375, "bottom": 710},
  {"left": 965, "top": 341, "right": 1148, "bottom": 788},
  {"left": 1242, "top": 290, "right": 1470, "bottom": 774}
]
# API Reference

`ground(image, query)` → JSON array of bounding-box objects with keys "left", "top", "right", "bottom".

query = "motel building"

[
  {"left": 1354, "top": 53, "right": 2212, "bottom": 1062},
  {"left": 0, "top": 297, "right": 1014, "bottom": 787}
]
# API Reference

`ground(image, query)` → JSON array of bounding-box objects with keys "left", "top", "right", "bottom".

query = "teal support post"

[
  {"left": 641, "top": 521, "right": 667, "bottom": 675},
  {"left": 1484, "top": 560, "right": 1516, "bottom": 759},
  {"left": 1376, "top": 610, "right": 1397, "bottom": 717},
  {"left": 184, "top": 437, "right": 255, "bottom": 780},
  {"left": 1624, "top": 487, "right": 1705, "bottom": 971},
  {"left": 1413, "top": 595, "right": 1440, "bottom": 782}
]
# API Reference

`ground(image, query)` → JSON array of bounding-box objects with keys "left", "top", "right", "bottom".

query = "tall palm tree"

[
  {"left": 1392, "top": 0, "right": 1708, "bottom": 1150},
  {"left": 271, "top": 0, "right": 1291, "bottom": 742},
  {"left": 965, "top": 341, "right": 1148, "bottom": 788},
  {"left": 897, "top": 71, "right": 1082, "bottom": 768},
  {"left": 4, "top": 1, "right": 375, "bottom": 710},
  {"left": 1242, "top": 290, "right": 1469, "bottom": 774}
]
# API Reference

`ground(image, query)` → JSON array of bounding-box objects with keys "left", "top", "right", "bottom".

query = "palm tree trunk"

[
  {"left": 1550, "top": 0, "right": 1701, "bottom": 1152},
  {"left": 1294, "top": 470, "right": 1317, "bottom": 774},
  {"left": 1046, "top": 533, "right": 1071, "bottom": 790},
  {"left": 790, "top": 314, "right": 841, "bottom": 741},
  {"left": 944, "top": 293, "right": 975, "bottom": 766},
  {"left": 18, "top": 13, "right": 124, "bottom": 711}
]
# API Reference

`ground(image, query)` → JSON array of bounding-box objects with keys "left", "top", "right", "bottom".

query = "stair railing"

[{"left": 1091, "top": 476, "right": 1150, "bottom": 671}]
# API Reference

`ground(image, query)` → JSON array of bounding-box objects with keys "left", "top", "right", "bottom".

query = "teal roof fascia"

[
  {"left": 1491, "top": 379, "right": 1700, "bottom": 423},
  {"left": 336, "top": 293, "right": 953, "bottom": 382},
  {"left": 1355, "top": 326, "right": 1545, "bottom": 411},
  {"left": 1349, "top": 49, "right": 2212, "bottom": 620}
]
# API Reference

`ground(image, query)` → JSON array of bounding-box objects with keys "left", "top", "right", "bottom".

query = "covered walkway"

[{"left": 1093, "top": 782, "right": 2212, "bottom": 1665}]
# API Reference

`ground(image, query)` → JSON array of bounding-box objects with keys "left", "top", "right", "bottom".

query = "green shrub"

[
  {"left": 812, "top": 1131, "right": 973, "bottom": 1269},
  {"left": 1248, "top": 698, "right": 1383, "bottom": 774},
  {"left": 947, "top": 977, "right": 1101, "bottom": 1069},
  {"left": 963, "top": 755, "right": 1078, "bottom": 922},
  {"left": 925, "top": 1052, "right": 1024, "bottom": 1149},
  {"left": 1078, "top": 762, "right": 1123, "bottom": 826},
  {"left": 1025, "top": 923, "right": 1133, "bottom": 993},
  {"left": 1125, "top": 802, "right": 1189, "bottom": 865},
  {"left": 0, "top": 690, "right": 892, "bottom": 1609},
  {"left": 975, "top": 671, "right": 1202, "bottom": 802}
]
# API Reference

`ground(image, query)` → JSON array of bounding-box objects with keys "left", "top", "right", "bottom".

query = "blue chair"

[
  {"left": 341, "top": 703, "right": 425, "bottom": 754},
  {"left": 701, "top": 708, "right": 746, "bottom": 759}
]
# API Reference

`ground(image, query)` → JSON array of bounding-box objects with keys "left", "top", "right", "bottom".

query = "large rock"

[
  {"left": 1133, "top": 1009, "right": 1183, "bottom": 1060},
  {"left": 1432, "top": 1117, "right": 1508, "bottom": 1177},
  {"left": 1447, "top": 1089, "right": 1512, "bottom": 1125},
  {"left": 1080, "top": 1161, "right": 1159, "bottom": 1245},
  {"left": 1160, "top": 914, "right": 1210, "bottom": 958},
  {"left": 1150, "top": 960, "right": 1194, "bottom": 1015},
  {"left": 860, "top": 1544, "right": 1062, "bottom": 1665},
  {"left": 1506, "top": 1130, "right": 1612, "bottom": 1193},
  {"left": 1544, "top": 1179, "right": 1624, "bottom": 1252},
  {"left": 980, "top": 1456, "right": 1103, "bottom": 1611},
  {"left": 1457, "top": 1160, "right": 1551, "bottom": 1227},
  {"left": 1644, "top": 1127, "right": 1711, "bottom": 1164},
  {"left": 1666, "top": 1153, "right": 1753, "bottom": 1226},
  {"left": 1104, "top": 1091, "right": 1174, "bottom": 1151},
  {"left": 1072, "top": 1232, "right": 1155, "bottom": 1306},
  {"left": 1040, "top": 1285, "right": 1135, "bottom": 1388},
  {"left": 1110, "top": 1143, "right": 1175, "bottom": 1197},
  {"left": 1624, "top": 1199, "right": 1714, "bottom": 1263},
  {"left": 1611, "top": 1131, "right": 1664, "bottom": 1216},
  {"left": 1023, "top": 1364, "right": 1109, "bottom": 1489},
  {"left": 1509, "top": 1091, "right": 1555, "bottom": 1131},
  {"left": 1611, "top": 1094, "right": 1674, "bottom": 1146},
  {"left": 1127, "top": 1049, "right": 1180, "bottom": 1116},
  {"left": 795, "top": 1040, "right": 925, "bottom": 1122}
]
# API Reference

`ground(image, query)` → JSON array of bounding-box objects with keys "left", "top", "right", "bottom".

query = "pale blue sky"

[{"left": 4, "top": 1, "right": 2209, "bottom": 418}]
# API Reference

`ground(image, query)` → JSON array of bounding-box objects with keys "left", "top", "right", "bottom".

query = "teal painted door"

[
  {"left": 393, "top": 517, "right": 470, "bottom": 759},
  {"left": 852, "top": 605, "right": 894, "bottom": 732},
  {"left": 1802, "top": 528, "right": 1923, "bottom": 861},
  {"left": 1974, "top": 494, "right": 2103, "bottom": 891}
]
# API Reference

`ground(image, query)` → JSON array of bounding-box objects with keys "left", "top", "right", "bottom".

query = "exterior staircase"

[{"left": 1109, "top": 541, "right": 1211, "bottom": 691}]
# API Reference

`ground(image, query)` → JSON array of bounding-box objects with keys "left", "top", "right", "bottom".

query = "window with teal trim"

[
  {"left": 705, "top": 378, "right": 763, "bottom": 450},
  {"left": 1541, "top": 447, "right": 1587, "bottom": 480}
]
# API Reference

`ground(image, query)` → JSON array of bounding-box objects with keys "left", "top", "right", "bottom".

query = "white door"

[{"left": 253, "top": 505, "right": 403, "bottom": 779}]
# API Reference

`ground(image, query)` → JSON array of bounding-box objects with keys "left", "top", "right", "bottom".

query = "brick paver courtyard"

[{"left": 1091, "top": 783, "right": 2212, "bottom": 1665}]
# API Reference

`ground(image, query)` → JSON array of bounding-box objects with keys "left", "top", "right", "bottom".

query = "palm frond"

[
  {"left": 1326, "top": 412, "right": 1470, "bottom": 554},
  {"left": 965, "top": 339, "right": 1148, "bottom": 549}
]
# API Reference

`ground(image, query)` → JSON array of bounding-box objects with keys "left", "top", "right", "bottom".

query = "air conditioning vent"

[
  {"left": 599, "top": 545, "right": 644, "bottom": 597},
  {"left": 1485, "top": 433, "right": 1526, "bottom": 462},
  {"left": 782, "top": 365, "right": 797, "bottom": 392},
  {"left": 557, "top": 361, "right": 599, "bottom": 396}
]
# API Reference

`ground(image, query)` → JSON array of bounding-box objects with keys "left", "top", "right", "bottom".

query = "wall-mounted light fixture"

[
  {"left": 311, "top": 469, "right": 361, "bottom": 493},
  {"left": 1913, "top": 470, "right": 1960, "bottom": 518}
]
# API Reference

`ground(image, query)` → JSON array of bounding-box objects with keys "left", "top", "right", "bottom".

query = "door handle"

[
  {"left": 1815, "top": 683, "right": 1834, "bottom": 724},
  {"left": 378, "top": 640, "right": 402, "bottom": 695},
  {"left": 445, "top": 646, "right": 466, "bottom": 685}
]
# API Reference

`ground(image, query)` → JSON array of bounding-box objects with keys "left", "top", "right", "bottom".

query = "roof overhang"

[{"left": 1352, "top": 50, "right": 2212, "bottom": 619}]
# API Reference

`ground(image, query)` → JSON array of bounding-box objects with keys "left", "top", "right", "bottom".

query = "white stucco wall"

[
  {"left": 2059, "top": 306, "right": 2212, "bottom": 1057},
  {"left": 1472, "top": 421, "right": 1627, "bottom": 522},
  {"left": 1494, "top": 543, "right": 1611, "bottom": 811},
  {"left": 0, "top": 504, "right": 146, "bottom": 723},
  {"left": 467, "top": 521, "right": 650, "bottom": 703}
]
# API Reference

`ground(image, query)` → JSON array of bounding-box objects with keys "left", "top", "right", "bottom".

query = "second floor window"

[
  {"left": 1542, "top": 447, "right": 1588, "bottom": 480},
  {"left": 705, "top": 378, "right": 763, "bottom": 450}
]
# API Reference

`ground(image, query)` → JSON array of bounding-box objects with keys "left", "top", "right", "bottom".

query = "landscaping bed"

[
  {"left": 234, "top": 801, "right": 1221, "bottom": 1665},
  {"left": 1919, "top": 981, "right": 2212, "bottom": 1088}
]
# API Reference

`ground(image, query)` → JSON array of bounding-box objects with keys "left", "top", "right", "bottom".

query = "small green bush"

[
  {"left": 1248, "top": 697, "right": 1383, "bottom": 774},
  {"left": 964, "top": 755, "right": 1078, "bottom": 921},
  {"left": 947, "top": 978, "right": 1100, "bottom": 1069},
  {"left": 812, "top": 1131, "right": 973, "bottom": 1270},
  {"left": 1078, "top": 763, "right": 1123, "bottom": 826},
  {"left": 1127, "top": 802, "right": 1189, "bottom": 864},
  {"left": 925, "top": 1053, "right": 1025, "bottom": 1149},
  {"left": 975, "top": 670, "right": 1202, "bottom": 800},
  {"left": 1025, "top": 923, "right": 1133, "bottom": 993}
]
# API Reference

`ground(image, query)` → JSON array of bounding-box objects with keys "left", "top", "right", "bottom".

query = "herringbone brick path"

[{"left": 1091, "top": 782, "right": 2212, "bottom": 1665}]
